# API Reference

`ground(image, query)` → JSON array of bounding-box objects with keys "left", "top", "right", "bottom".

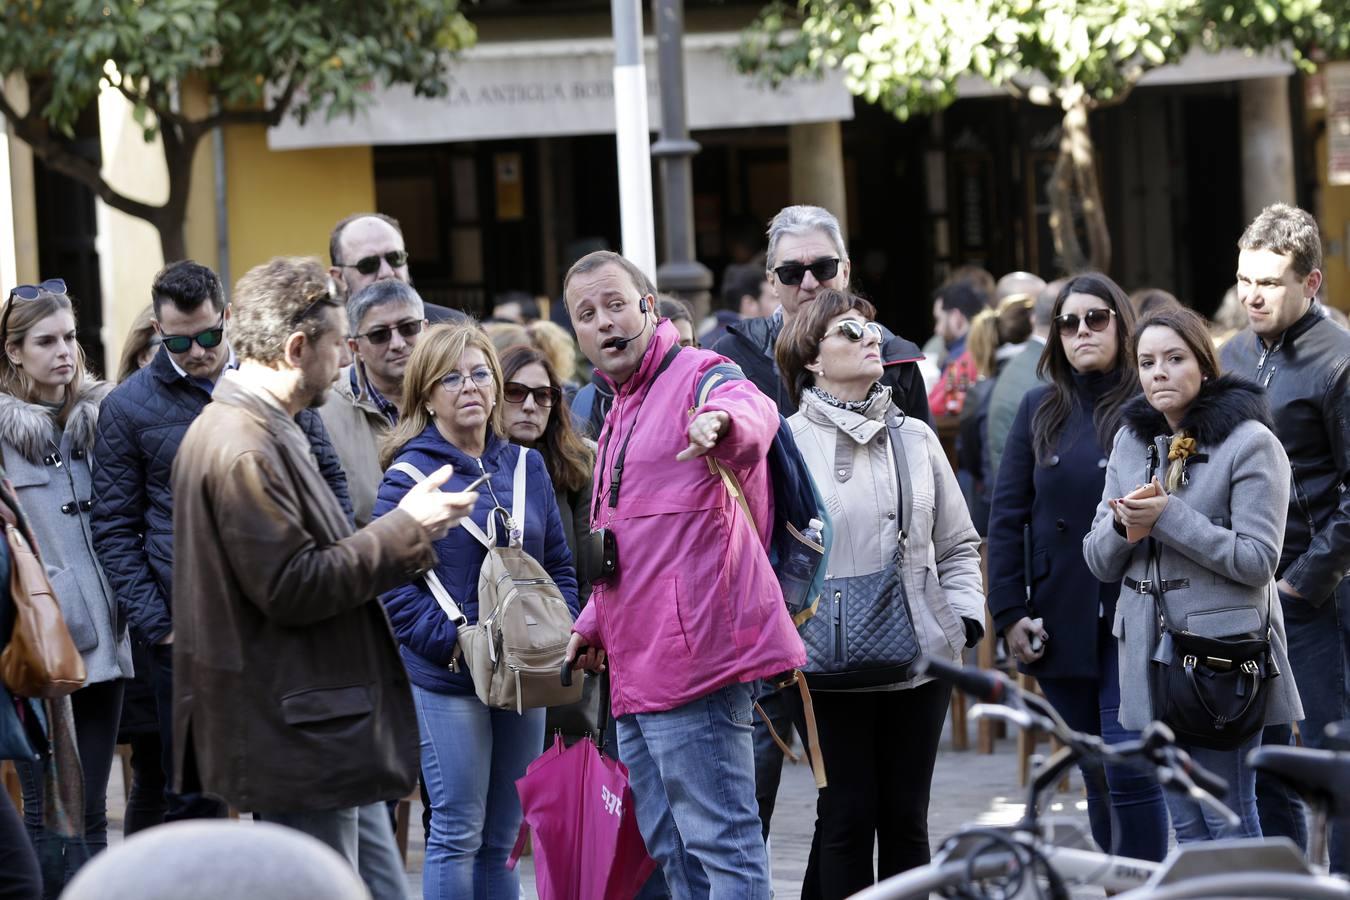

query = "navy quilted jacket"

[
  {"left": 90, "top": 348, "right": 352, "bottom": 644},
  {"left": 373, "top": 425, "right": 578, "bottom": 695}
]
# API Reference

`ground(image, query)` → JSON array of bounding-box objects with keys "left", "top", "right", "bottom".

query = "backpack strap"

[
  {"left": 694, "top": 364, "right": 759, "bottom": 531},
  {"left": 884, "top": 409, "right": 913, "bottom": 541},
  {"left": 512, "top": 447, "right": 529, "bottom": 536},
  {"left": 384, "top": 464, "right": 470, "bottom": 627},
  {"left": 387, "top": 460, "right": 494, "bottom": 551}
]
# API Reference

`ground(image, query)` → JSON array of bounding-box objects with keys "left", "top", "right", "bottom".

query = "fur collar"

[
  {"left": 0, "top": 377, "right": 112, "bottom": 463},
  {"left": 1121, "top": 374, "right": 1273, "bottom": 445}
]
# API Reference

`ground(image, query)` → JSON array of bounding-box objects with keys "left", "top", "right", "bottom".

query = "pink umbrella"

[{"left": 509, "top": 735, "right": 657, "bottom": 900}]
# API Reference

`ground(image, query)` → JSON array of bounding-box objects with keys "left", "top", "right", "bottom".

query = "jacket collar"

[
  {"left": 600, "top": 319, "right": 681, "bottom": 396},
  {"left": 798, "top": 384, "right": 892, "bottom": 444},
  {"left": 0, "top": 378, "right": 111, "bottom": 462},
  {"left": 1276, "top": 300, "right": 1327, "bottom": 348},
  {"left": 725, "top": 314, "right": 779, "bottom": 357},
  {"left": 1121, "top": 374, "right": 1274, "bottom": 445},
  {"left": 335, "top": 364, "right": 390, "bottom": 420}
]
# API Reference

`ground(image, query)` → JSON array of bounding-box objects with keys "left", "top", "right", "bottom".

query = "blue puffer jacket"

[
  {"left": 90, "top": 348, "right": 352, "bottom": 644},
  {"left": 373, "top": 425, "right": 579, "bottom": 695}
]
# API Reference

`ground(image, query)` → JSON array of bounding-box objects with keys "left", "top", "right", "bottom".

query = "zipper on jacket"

[{"left": 1254, "top": 340, "right": 1280, "bottom": 389}]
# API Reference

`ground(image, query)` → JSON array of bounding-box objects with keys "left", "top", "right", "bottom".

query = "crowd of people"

[{"left": 0, "top": 199, "right": 1346, "bottom": 900}]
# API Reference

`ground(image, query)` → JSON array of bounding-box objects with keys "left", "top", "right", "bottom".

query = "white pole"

[
  {"left": 0, "top": 124, "right": 16, "bottom": 288},
  {"left": 610, "top": 0, "right": 657, "bottom": 285}
]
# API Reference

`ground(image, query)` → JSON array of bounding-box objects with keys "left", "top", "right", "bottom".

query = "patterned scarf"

[{"left": 806, "top": 382, "right": 884, "bottom": 413}]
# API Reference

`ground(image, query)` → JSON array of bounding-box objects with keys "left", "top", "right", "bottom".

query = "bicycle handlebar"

[{"left": 914, "top": 655, "right": 1013, "bottom": 703}]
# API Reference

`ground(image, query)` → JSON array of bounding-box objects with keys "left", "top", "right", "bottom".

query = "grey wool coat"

[
  {"left": 1084, "top": 376, "right": 1302, "bottom": 732},
  {"left": 0, "top": 380, "right": 133, "bottom": 685}
]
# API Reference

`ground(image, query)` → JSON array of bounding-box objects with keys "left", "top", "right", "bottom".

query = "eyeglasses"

[
  {"left": 828, "top": 319, "right": 883, "bottom": 342},
  {"left": 504, "top": 382, "right": 560, "bottom": 407},
  {"left": 336, "top": 251, "right": 409, "bottom": 276},
  {"left": 160, "top": 316, "right": 226, "bottom": 354},
  {"left": 773, "top": 258, "right": 840, "bottom": 287},
  {"left": 3, "top": 278, "right": 67, "bottom": 342},
  {"left": 1055, "top": 308, "right": 1116, "bottom": 336},
  {"left": 354, "top": 319, "right": 425, "bottom": 346},
  {"left": 441, "top": 368, "right": 493, "bottom": 392}
]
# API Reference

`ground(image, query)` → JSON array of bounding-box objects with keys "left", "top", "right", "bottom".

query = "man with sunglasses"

[
  {"left": 328, "top": 212, "right": 468, "bottom": 324},
  {"left": 91, "top": 260, "right": 352, "bottom": 825},
  {"left": 709, "top": 204, "right": 932, "bottom": 848},
  {"left": 320, "top": 279, "right": 432, "bottom": 528}
]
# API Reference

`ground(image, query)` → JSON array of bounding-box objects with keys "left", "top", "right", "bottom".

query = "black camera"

[{"left": 585, "top": 527, "right": 619, "bottom": 583}]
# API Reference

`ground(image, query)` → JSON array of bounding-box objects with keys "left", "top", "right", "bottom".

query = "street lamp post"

[{"left": 651, "top": 0, "right": 712, "bottom": 315}]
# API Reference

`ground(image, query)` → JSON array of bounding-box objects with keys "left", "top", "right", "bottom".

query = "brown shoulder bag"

[{"left": 0, "top": 479, "right": 85, "bottom": 698}]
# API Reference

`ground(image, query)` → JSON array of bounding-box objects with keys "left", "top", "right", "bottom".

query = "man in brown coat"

[{"left": 170, "top": 256, "right": 477, "bottom": 864}]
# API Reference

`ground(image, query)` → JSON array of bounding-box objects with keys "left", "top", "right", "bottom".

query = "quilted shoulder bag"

[{"left": 800, "top": 413, "right": 919, "bottom": 689}]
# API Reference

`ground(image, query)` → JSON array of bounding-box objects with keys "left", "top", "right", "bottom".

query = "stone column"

[
  {"left": 1239, "top": 77, "right": 1297, "bottom": 222},
  {"left": 789, "top": 120, "right": 848, "bottom": 238}
]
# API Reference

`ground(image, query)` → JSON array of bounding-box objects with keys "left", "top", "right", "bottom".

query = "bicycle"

[{"left": 850, "top": 655, "right": 1350, "bottom": 900}]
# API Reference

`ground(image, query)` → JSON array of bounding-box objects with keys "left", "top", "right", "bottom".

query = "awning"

[{"left": 267, "top": 32, "right": 856, "bottom": 150}]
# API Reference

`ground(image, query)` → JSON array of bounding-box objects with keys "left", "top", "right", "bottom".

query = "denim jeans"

[
  {"left": 751, "top": 684, "right": 796, "bottom": 842},
  {"left": 1256, "top": 580, "right": 1350, "bottom": 871},
  {"left": 617, "top": 681, "right": 770, "bottom": 900},
  {"left": 17, "top": 678, "right": 125, "bottom": 898},
  {"left": 1167, "top": 732, "right": 1263, "bottom": 842},
  {"left": 256, "top": 805, "right": 360, "bottom": 864},
  {"left": 1037, "top": 619, "right": 1170, "bottom": 862},
  {"left": 412, "top": 685, "right": 544, "bottom": 900},
  {"left": 357, "top": 802, "right": 411, "bottom": 900}
]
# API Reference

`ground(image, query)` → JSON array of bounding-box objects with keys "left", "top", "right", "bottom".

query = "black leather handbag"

[{"left": 1146, "top": 540, "right": 1274, "bottom": 752}]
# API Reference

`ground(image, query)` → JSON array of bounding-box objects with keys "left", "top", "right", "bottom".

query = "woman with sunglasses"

[
  {"left": 0, "top": 279, "right": 132, "bottom": 894},
  {"left": 372, "top": 324, "right": 579, "bottom": 900},
  {"left": 777, "top": 289, "right": 986, "bottom": 897},
  {"left": 986, "top": 273, "right": 1170, "bottom": 861}
]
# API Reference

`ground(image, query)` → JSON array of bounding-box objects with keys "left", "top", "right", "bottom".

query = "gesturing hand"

[
  {"left": 676, "top": 410, "right": 731, "bottom": 462},
  {"left": 396, "top": 465, "right": 480, "bottom": 540}
]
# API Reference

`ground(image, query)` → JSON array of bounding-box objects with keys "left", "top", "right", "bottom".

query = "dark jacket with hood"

[
  {"left": 91, "top": 346, "right": 352, "bottom": 645},
  {"left": 1084, "top": 376, "right": 1301, "bottom": 731},
  {"left": 1221, "top": 302, "right": 1350, "bottom": 605},
  {"left": 710, "top": 313, "right": 934, "bottom": 423},
  {"left": 986, "top": 370, "right": 1135, "bottom": 680}
]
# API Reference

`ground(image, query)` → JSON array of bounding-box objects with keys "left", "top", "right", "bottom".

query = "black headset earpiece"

[{"left": 639, "top": 297, "right": 648, "bottom": 315}]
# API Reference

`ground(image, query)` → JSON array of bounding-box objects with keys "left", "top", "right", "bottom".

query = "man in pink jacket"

[{"left": 564, "top": 250, "right": 805, "bottom": 898}]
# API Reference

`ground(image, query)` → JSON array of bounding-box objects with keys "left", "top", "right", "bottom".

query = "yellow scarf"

[{"left": 1168, "top": 434, "right": 1197, "bottom": 462}]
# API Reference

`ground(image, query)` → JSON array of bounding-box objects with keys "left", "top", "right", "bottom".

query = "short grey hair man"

[
  {"left": 764, "top": 205, "right": 848, "bottom": 272},
  {"left": 347, "top": 280, "right": 425, "bottom": 339}
]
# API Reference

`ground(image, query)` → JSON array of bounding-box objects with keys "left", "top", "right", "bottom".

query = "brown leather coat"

[{"left": 170, "top": 374, "right": 434, "bottom": 813}]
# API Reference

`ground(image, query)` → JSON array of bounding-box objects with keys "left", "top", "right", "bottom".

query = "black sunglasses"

[
  {"left": 504, "top": 382, "right": 561, "bottom": 407},
  {"left": 3, "top": 278, "right": 68, "bottom": 343},
  {"left": 336, "top": 251, "right": 409, "bottom": 276},
  {"left": 773, "top": 257, "right": 840, "bottom": 287},
  {"left": 160, "top": 316, "right": 226, "bottom": 354},
  {"left": 353, "top": 319, "right": 425, "bottom": 346},
  {"left": 1055, "top": 308, "right": 1116, "bottom": 336}
]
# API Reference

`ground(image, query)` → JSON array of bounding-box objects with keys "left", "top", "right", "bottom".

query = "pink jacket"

[{"left": 574, "top": 321, "right": 806, "bottom": 715}]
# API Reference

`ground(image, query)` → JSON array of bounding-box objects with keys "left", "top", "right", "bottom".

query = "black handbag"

[
  {"left": 1142, "top": 438, "right": 1274, "bottom": 751},
  {"left": 799, "top": 415, "right": 919, "bottom": 689}
]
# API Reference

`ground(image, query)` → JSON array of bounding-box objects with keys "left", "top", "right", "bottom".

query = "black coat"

[
  {"left": 986, "top": 371, "right": 1133, "bottom": 679},
  {"left": 710, "top": 314, "right": 933, "bottom": 424},
  {"left": 91, "top": 348, "right": 352, "bottom": 645},
  {"left": 1221, "top": 302, "right": 1350, "bottom": 605}
]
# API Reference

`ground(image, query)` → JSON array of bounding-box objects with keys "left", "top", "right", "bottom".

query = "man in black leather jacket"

[{"left": 1222, "top": 203, "right": 1350, "bottom": 872}]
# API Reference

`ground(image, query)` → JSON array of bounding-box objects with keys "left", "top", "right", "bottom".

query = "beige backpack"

[{"left": 390, "top": 450, "right": 583, "bottom": 713}]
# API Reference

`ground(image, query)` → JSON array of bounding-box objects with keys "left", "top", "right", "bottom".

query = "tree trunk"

[
  {"left": 1047, "top": 96, "right": 1112, "bottom": 274},
  {"left": 157, "top": 221, "right": 188, "bottom": 263}
]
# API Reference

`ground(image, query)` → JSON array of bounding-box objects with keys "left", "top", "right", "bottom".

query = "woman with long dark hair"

[
  {"left": 986, "top": 273, "right": 1169, "bottom": 861},
  {"left": 0, "top": 280, "right": 132, "bottom": 894}
]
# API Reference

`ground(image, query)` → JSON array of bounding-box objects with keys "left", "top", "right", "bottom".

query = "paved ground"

[{"left": 104, "top": 716, "right": 1101, "bottom": 899}]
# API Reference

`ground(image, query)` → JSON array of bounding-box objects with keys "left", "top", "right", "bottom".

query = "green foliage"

[
  {"left": 737, "top": 0, "right": 1349, "bottom": 117},
  {"left": 0, "top": 0, "right": 476, "bottom": 139}
]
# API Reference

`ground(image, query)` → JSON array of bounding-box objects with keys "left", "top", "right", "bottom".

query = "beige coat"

[
  {"left": 789, "top": 388, "right": 985, "bottom": 688},
  {"left": 318, "top": 365, "right": 390, "bottom": 527}
]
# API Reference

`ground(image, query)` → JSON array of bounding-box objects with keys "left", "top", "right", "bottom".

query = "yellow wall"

[
  {"left": 223, "top": 126, "right": 374, "bottom": 282},
  {"left": 1313, "top": 106, "right": 1350, "bottom": 312}
]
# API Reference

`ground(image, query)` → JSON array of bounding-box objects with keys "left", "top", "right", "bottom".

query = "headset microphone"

[{"left": 609, "top": 297, "right": 652, "bottom": 351}]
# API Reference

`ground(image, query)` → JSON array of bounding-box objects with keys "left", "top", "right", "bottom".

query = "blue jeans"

[
  {"left": 617, "top": 681, "right": 770, "bottom": 900},
  {"left": 1256, "top": 580, "right": 1350, "bottom": 871},
  {"left": 1167, "top": 732, "right": 1263, "bottom": 842},
  {"left": 412, "top": 685, "right": 544, "bottom": 900},
  {"left": 1037, "top": 621, "right": 1170, "bottom": 862}
]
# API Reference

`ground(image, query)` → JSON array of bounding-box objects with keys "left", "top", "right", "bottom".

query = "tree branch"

[
  {"left": 0, "top": 91, "right": 165, "bottom": 224},
  {"left": 192, "top": 68, "right": 301, "bottom": 135}
]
